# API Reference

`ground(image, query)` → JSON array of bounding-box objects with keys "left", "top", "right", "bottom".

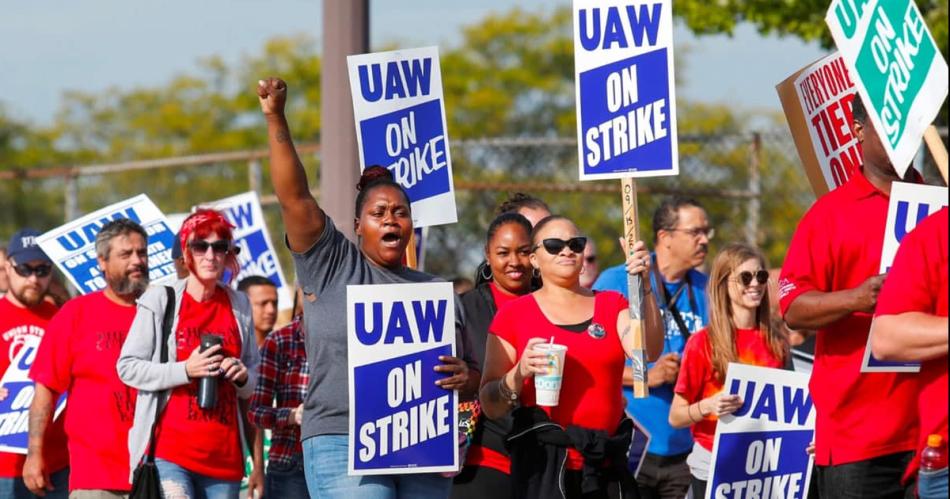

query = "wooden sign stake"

[
  {"left": 621, "top": 177, "right": 648, "bottom": 398},
  {"left": 924, "top": 125, "right": 948, "bottom": 185}
]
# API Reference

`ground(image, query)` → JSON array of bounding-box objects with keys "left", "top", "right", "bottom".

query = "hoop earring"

[
  {"left": 480, "top": 265, "right": 493, "bottom": 282},
  {"left": 532, "top": 268, "right": 541, "bottom": 279}
]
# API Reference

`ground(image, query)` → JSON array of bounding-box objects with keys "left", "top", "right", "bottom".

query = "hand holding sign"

[
  {"left": 702, "top": 392, "right": 744, "bottom": 418},
  {"left": 850, "top": 273, "right": 886, "bottom": 314},
  {"left": 648, "top": 353, "right": 680, "bottom": 387},
  {"left": 257, "top": 78, "right": 288, "bottom": 118},
  {"left": 433, "top": 355, "right": 470, "bottom": 391}
]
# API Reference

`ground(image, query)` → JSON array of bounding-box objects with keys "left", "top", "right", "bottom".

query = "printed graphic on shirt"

[
  {"left": 0, "top": 335, "right": 68, "bottom": 454},
  {"left": 176, "top": 327, "right": 239, "bottom": 426}
]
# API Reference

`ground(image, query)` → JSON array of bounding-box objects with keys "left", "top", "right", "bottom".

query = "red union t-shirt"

[
  {"left": 674, "top": 327, "right": 785, "bottom": 451},
  {"left": 490, "top": 291, "right": 628, "bottom": 470},
  {"left": 29, "top": 290, "right": 137, "bottom": 491},
  {"left": 874, "top": 207, "right": 948, "bottom": 480},
  {"left": 0, "top": 296, "right": 69, "bottom": 478},
  {"left": 154, "top": 288, "right": 244, "bottom": 481},
  {"left": 778, "top": 169, "right": 919, "bottom": 466}
]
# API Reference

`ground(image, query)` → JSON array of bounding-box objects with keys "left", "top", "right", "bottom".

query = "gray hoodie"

[{"left": 117, "top": 279, "right": 259, "bottom": 482}]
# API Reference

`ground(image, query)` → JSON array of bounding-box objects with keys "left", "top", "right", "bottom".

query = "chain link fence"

[{"left": 2, "top": 129, "right": 946, "bottom": 283}]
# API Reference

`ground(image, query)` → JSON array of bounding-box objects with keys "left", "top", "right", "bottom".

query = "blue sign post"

[
  {"left": 347, "top": 47, "right": 457, "bottom": 228},
  {"left": 347, "top": 282, "right": 458, "bottom": 475},
  {"left": 36, "top": 194, "right": 177, "bottom": 294},
  {"left": 573, "top": 0, "right": 679, "bottom": 180},
  {"left": 707, "top": 364, "right": 816, "bottom": 499}
]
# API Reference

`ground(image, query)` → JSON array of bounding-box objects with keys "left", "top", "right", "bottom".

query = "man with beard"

[
  {"left": 0, "top": 229, "right": 70, "bottom": 498},
  {"left": 593, "top": 197, "right": 712, "bottom": 499},
  {"left": 25, "top": 219, "right": 150, "bottom": 498}
]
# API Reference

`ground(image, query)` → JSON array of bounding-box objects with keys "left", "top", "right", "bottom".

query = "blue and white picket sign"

[
  {"left": 707, "top": 364, "right": 815, "bottom": 499},
  {"left": 347, "top": 282, "right": 458, "bottom": 475},
  {"left": 197, "top": 191, "right": 292, "bottom": 311},
  {"left": 35, "top": 194, "right": 177, "bottom": 294},
  {"left": 573, "top": 0, "right": 679, "bottom": 181},
  {"left": 0, "top": 337, "right": 67, "bottom": 454},
  {"left": 861, "top": 181, "right": 948, "bottom": 373},
  {"left": 347, "top": 46, "right": 457, "bottom": 228}
]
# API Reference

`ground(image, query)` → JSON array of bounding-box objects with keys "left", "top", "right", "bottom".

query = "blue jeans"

[
  {"left": 265, "top": 454, "right": 310, "bottom": 498},
  {"left": 919, "top": 467, "right": 948, "bottom": 499},
  {"left": 302, "top": 435, "right": 452, "bottom": 499},
  {"left": 0, "top": 468, "right": 69, "bottom": 499},
  {"left": 154, "top": 458, "right": 241, "bottom": 499}
]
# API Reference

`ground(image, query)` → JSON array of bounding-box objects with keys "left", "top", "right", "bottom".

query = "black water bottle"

[{"left": 198, "top": 334, "right": 223, "bottom": 410}]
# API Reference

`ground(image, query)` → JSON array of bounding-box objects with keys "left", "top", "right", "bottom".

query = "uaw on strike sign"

[
  {"left": 347, "top": 282, "right": 458, "bottom": 475},
  {"left": 347, "top": 46, "right": 457, "bottom": 228},
  {"left": 826, "top": 0, "right": 948, "bottom": 175},
  {"left": 861, "top": 181, "right": 948, "bottom": 373},
  {"left": 36, "top": 194, "right": 177, "bottom": 294},
  {"left": 707, "top": 364, "right": 816, "bottom": 499},
  {"left": 0, "top": 337, "right": 67, "bottom": 454},
  {"left": 197, "top": 191, "right": 293, "bottom": 311},
  {"left": 573, "top": 0, "right": 679, "bottom": 180}
]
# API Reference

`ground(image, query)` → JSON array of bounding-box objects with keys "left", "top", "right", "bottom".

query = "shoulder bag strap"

[{"left": 144, "top": 286, "right": 176, "bottom": 464}]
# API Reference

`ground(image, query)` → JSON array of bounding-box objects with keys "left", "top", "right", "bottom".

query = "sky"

[{"left": 1, "top": 0, "right": 827, "bottom": 127}]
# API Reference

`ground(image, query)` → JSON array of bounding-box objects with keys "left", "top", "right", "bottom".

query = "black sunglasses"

[
  {"left": 536, "top": 237, "right": 587, "bottom": 255},
  {"left": 735, "top": 270, "right": 769, "bottom": 286},
  {"left": 188, "top": 240, "right": 237, "bottom": 256},
  {"left": 13, "top": 263, "right": 53, "bottom": 278}
]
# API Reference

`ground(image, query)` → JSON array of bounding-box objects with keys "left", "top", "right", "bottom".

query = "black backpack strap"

[{"left": 144, "top": 286, "right": 176, "bottom": 464}]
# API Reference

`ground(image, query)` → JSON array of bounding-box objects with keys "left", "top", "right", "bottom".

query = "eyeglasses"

[
  {"left": 733, "top": 270, "right": 769, "bottom": 286},
  {"left": 535, "top": 237, "right": 587, "bottom": 255},
  {"left": 670, "top": 227, "right": 715, "bottom": 240},
  {"left": 188, "top": 240, "right": 237, "bottom": 256},
  {"left": 13, "top": 263, "right": 53, "bottom": 278}
]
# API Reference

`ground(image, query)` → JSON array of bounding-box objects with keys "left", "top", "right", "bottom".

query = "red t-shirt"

[
  {"left": 489, "top": 281, "right": 521, "bottom": 312},
  {"left": 874, "top": 207, "right": 948, "bottom": 480},
  {"left": 0, "top": 296, "right": 69, "bottom": 478},
  {"left": 674, "top": 327, "right": 785, "bottom": 451},
  {"left": 29, "top": 291, "right": 138, "bottom": 491},
  {"left": 490, "top": 291, "right": 628, "bottom": 470},
  {"left": 154, "top": 288, "right": 244, "bottom": 481},
  {"left": 778, "top": 169, "right": 919, "bottom": 466}
]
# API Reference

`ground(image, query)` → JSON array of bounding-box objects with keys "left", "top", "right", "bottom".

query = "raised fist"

[{"left": 257, "top": 77, "right": 288, "bottom": 117}]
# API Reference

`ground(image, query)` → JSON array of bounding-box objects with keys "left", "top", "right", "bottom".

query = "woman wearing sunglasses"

[
  {"left": 668, "top": 243, "right": 788, "bottom": 498},
  {"left": 118, "top": 209, "right": 260, "bottom": 498},
  {"left": 479, "top": 215, "right": 664, "bottom": 499}
]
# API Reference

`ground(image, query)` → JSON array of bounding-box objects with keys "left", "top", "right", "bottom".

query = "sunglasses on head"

[
  {"left": 13, "top": 263, "right": 53, "bottom": 278},
  {"left": 735, "top": 270, "right": 769, "bottom": 286},
  {"left": 188, "top": 240, "right": 236, "bottom": 256},
  {"left": 536, "top": 237, "right": 587, "bottom": 255}
]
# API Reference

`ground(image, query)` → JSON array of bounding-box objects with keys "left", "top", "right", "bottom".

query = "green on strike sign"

[{"left": 826, "top": 0, "right": 948, "bottom": 176}]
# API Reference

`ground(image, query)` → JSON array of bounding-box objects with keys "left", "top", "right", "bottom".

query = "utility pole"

[{"left": 320, "top": 0, "right": 369, "bottom": 241}]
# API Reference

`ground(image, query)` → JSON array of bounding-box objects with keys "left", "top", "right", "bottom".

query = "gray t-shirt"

[{"left": 292, "top": 215, "right": 475, "bottom": 439}]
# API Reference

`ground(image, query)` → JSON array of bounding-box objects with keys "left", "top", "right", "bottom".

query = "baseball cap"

[{"left": 7, "top": 229, "right": 52, "bottom": 265}]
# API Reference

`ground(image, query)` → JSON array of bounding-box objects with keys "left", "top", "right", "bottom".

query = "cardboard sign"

[
  {"left": 777, "top": 53, "right": 862, "bottom": 196},
  {"left": 347, "top": 282, "right": 458, "bottom": 475},
  {"left": 826, "top": 0, "right": 949, "bottom": 176},
  {"left": 861, "top": 181, "right": 948, "bottom": 373},
  {"left": 707, "top": 364, "right": 816, "bottom": 499},
  {"left": 197, "top": 192, "right": 293, "bottom": 311},
  {"left": 573, "top": 0, "right": 679, "bottom": 180},
  {"left": 347, "top": 46, "right": 457, "bottom": 228},
  {"left": 0, "top": 337, "right": 67, "bottom": 454},
  {"left": 36, "top": 194, "right": 177, "bottom": 294}
]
